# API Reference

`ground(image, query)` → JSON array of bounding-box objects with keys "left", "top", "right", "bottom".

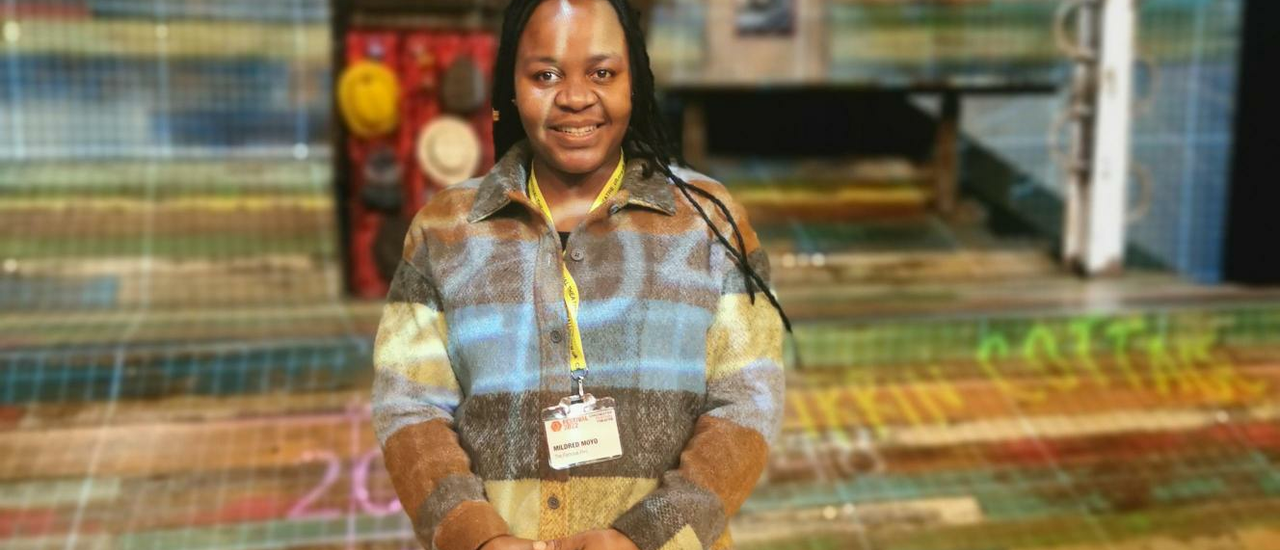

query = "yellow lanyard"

[{"left": 526, "top": 152, "right": 626, "bottom": 380}]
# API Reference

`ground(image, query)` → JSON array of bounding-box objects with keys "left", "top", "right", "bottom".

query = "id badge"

[{"left": 540, "top": 394, "right": 623, "bottom": 470}]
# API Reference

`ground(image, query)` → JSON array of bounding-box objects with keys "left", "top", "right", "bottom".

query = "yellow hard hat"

[{"left": 338, "top": 60, "right": 401, "bottom": 139}]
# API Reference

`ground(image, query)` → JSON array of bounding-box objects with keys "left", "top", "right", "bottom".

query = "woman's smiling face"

[{"left": 515, "top": 0, "right": 631, "bottom": 176}]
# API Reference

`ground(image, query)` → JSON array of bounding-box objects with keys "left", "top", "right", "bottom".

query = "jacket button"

[
  {"left": 550, "top": 330, "right": 563, "bottom": 343},
  {"left": 569, "top": 249, "right": 585, "bottom": 262},
  {"left": 547, "top": 495, "right": 560, "bottom": 509}
]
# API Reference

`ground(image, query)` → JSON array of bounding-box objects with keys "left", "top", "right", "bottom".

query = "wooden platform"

[
  {"left": 4, "top": 180, "right": 1280, "bottom": 549},
  {"left": 3, "top": 263, "right": 1280, "bottom": 549}
]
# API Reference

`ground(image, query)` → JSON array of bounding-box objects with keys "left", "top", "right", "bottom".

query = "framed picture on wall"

[{"left": 736, "top": 0, "right": 794, "bottom": 36}]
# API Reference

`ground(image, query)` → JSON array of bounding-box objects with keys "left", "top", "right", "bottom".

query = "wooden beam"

[{"left": 932, "top": 91, "right": 961, "bottom": 216}]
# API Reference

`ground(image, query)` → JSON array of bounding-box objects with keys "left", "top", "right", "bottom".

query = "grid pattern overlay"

[
  {"left": 3, "top": 1, "right": 1278, "bottom": 550},
  {"left": 1, "top": 2, "right": 403, "bottom": 547}
]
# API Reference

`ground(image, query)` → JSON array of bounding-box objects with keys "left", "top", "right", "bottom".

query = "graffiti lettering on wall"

[{"left": 786, "top": 315, "right": 1271, "bottom": 433}]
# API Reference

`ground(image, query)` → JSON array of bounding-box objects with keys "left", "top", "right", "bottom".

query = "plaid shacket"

[{"left": 371, "top": 140, "right": 785, "bottom": 550}]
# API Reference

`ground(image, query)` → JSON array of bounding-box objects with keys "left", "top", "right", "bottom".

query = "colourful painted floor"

[
  {"left": 3, "top": 175, "right": 1279, "bottom": 549},
  {"left": 3, "top": 262, "right": 1280, "bottom": 550}
]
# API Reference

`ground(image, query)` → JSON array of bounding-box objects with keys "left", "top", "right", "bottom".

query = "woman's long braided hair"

[{"left": 490, "top": 0, "right": 791, "bottom": 332}]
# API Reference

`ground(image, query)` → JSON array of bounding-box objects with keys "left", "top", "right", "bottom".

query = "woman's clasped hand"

[{"left": 480, "top": 529, "right": 640, "bottom": 550}]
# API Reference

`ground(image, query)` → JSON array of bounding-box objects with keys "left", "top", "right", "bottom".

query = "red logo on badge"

[{"left": 550, "top": 421, "right": 562, "bottom": 432}]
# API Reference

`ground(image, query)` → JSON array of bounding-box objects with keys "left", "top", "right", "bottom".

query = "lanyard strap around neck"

[{"left": 526, "top": 151, "right": 626, "bottom": 381}]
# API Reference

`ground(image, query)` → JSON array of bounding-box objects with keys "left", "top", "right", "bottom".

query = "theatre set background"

[{"left": 2, "top": 0, "right": 1279, "bottom": 549}]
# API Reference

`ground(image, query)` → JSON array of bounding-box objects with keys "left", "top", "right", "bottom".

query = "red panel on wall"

[{"left": 343, "top": 29, "right": 496, "bottom": 299}]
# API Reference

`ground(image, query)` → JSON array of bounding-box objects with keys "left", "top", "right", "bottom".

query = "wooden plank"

[
  {"left": 782, "top": 363, "right": 1280, "bottom": 432},
  {"left": 7, "top": 20, "right": 329, "bottom": 61},
  {"left": 784, "top": 305, "right": 1280, "bottom": 373},
  {"left": 0, "top": 440, "right": 404, "bottom": 535},
  {"left": 0, "top": 534, "right": 114, "bottom": 550},
  {"left": 739, "top": 521, "right": 1280, "bottom": 550},
  {"left": 732, "top": 497, "right": 983, "bottom": 544},
  {"left": 767, "top": 417, "right": 1280, "bottom": 483},
  {"left": 2, "top": 233, "right": 336, "bottom": 261},
  {"left": 115, "top": 516, "right": 407, "bottom": 550},
  {"left": 0, "top": 461, "right": 396, "bottom": 537},
  {"left": 881, "top": 402, "right": 1280, "bottom": 448},
  {"left": 0, "top": 160, "right": 330, "bottom": 194},
  {"left": 779, "top": 279, "right": 1280, "bottom": 322},
  {"left": 8, "top": 256, "right": 333, "bottom": 279},
  {"left": 0, "top": 408, "right": 376, "bottom": 481},
  {"left": 0, "top": 339, "right": 372, "bottom": 402},
  {"left": 1028, "top": 528, "right": 1280, "bottom": 550},
  {"left": 0, "top": 205, "right": 331, "bottom": 237},
  {"left": 0, "top": 196, "right": 332, "bottom": 214},
  {"left": 739, "top": 186, "right": 932, "bottom": 223},
  {"left": 749, "top": 467, "right": 1280, "bottom": 522},
  {"left": 1, "top": 262, "right": 342, "bottom": 311},
  {"left": 880, "top": 500, "right": 1280, "bottom": 550},
  {"left": 770, "top": 249, "right": 1061, "bottom": 285},
  {"left": 0, "top": 302, "right": 382, "bottom": 349},
  {"left": 1, "top": 389, "right": 365, "bottom": 432},
  {"left": 0, "top": 477, "right": 121, "bottom": 508}
]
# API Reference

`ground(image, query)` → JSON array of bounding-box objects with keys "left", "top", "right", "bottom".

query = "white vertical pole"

[
  {"left": 1082, "top": 0, "right": 1136, "bottom": 274},
  {"left": 1060, "top": 0, "right": 1098, "bottom": 268}
]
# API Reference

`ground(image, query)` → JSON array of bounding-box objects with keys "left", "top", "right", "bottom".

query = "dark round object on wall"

[
  {"left": 360, "top": 146, "right": 404, "bottom": 213},
  {"left": 440, "top": 56, "right": 487, "bottom": 114},
  {"left": 374, "top": 212, "right": 412, "bottom": 285}
]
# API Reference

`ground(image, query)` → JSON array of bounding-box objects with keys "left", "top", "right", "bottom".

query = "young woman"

[{"left": 371, "top": 1, "right": 789, "bottom": 549}]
